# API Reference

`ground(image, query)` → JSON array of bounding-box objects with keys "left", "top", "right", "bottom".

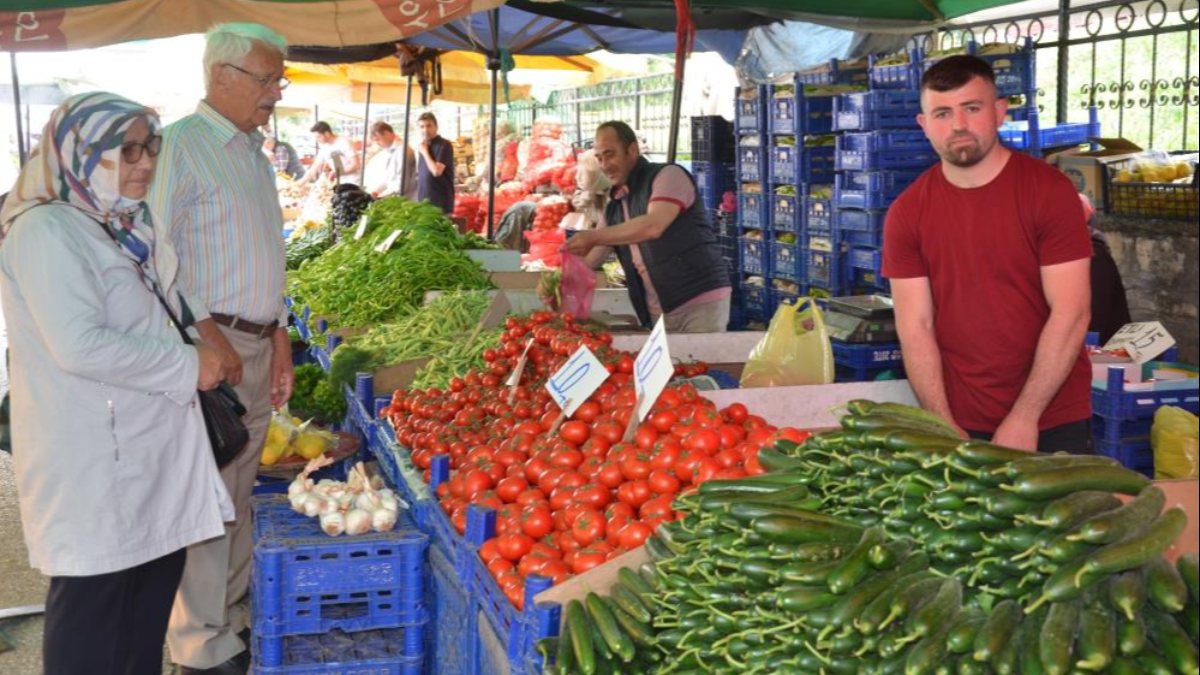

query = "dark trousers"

[
  {"left": 44, "top": 548, "right": 186, "bottom": 675},
  {"left": 968, "top": 418, "right": 1094, "bottom": 454}
]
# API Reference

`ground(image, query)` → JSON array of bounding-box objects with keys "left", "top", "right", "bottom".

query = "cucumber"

[
  {"left": 955, "top": 440, "right": 1029, "bottom": 466},
  {"left": 1107, "top": 570, "right": 1146, "bottom": 621},
  {"left": 1033, "top": 491, "right": 1123, "bottom": 531},
  {"left": 1108, "top": 656, "right": 1146, "bottom": 675},
  {"left": 905, "top": 577, "right": 962, "bottom": 641},
  {"left": 1074, "top": 600, "right": 1115, "bottom": 671},
  {"left": 778, "top": 557, "right": 844, "bottom": 585},
  {"left": 975, "top": 490, "right": 1037, "bottom": 518},
  {"left": 1038, "top": 600, "right": 1080, "bottom": 675},
  {"left": 869, "top": 401, "right": 964, "bottom": 437},
  {"left": 1002, "top": 466, "right": 1150, "bottom": 500},
  {"left": 751, "top": 513, "right": 862, "bottom": 544},
  {"left": 556, "top": 615, "right": 576, "bottom": 674},
  {"left": 776, "top": 585, "right": 839, "bottom": 613},
  {"left": 827, "top": 552, "right": 929, "bottom": 629},
  {"left": 1138, "top": 651, "right": 1177, "bottom": 675},
  {"left": 726, "top": 500, "right": 833, "bottom": 524},
  {"left": 608, "top": 602, "right": 654, "bottom": 648},
  {"left": 566, "top": 599, "right": 595, "bottom": 675},
  {"left": 882, "top": 576, "right": 945, "bottom": 632},
  {"left": 757, "top": 447, "right": 808, "bottom": 472},
  {"left": 1145, "top": 555, "right": 1189, "bottom": 613},
  {"left": 609, "top": 583, "right": 651, "bottom": 625},
  {"left": 1143, "top": 605, "right": 1200, "bottom": 674},
  {"left": 1007, "top": 454, "right": 1120, "bottom": 476},
  {"left": 1115, "top": 614, "right": 1146, "bottom": 656},
  {"left": 972, "top": 599, "right": 1022, "bottom": 663},
  {"left": 827, "top": 527, "right": 885, "bottom": 594},
  {"left": 1178, "top": 552, "right": 1199, "bottom": 603},
  {"left": 905, "top": 611, "right": 960, "bottom": 675},
  {"left": 1077, "top": 508, "right": 1187, "bottom": 584},
  {"left": 858, "top": 571, "right": 938, "bottom": 635},
  {"left": 945, "top": 606, "right": 985, "bottom": 654},
  {"left": 586, "top": 593, "right": 635, "bottom": 663},
  {"left": 882, "top": 430, "right": 964, "bottom": 454},
  {"left": 1184, "top": 598, "right": 1200, "bottom": 644},
  {"left": 589, "top": 617, "right": 613, "bottom": 662},
  {"left": 1067, "top": 486, "right": 1165, "bottom": 545},
  {"left": 697, "top": 473, "right": 807, "bottom": 494},
  {"left": 869, "top": 539, "right": 912, "bottom": 570},
  {"left": 1019, "top": 605, "right": 1049, "bottom": 675}
]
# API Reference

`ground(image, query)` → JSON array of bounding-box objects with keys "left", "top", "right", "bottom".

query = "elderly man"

[
  {"left": 148, "top": 22, "right": 293, "bottom": 675},
  {"left": 364, "top": 121, "right": 417, "bottom": 200}
]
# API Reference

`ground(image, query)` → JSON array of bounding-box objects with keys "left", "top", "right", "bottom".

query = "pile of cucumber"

[{"left": 537, "top": 401, "right": 1199, "bottom": 674}]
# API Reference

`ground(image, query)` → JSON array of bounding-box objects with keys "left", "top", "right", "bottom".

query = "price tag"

[
  {"left": 633, "top": 316, "right": 673, "bottom": 422},
  {"left": 544, "top": 345, "right": 609, "bottom": 417},
  {"left": 375, "top": 228, "right": 402, "bottom": 253},
  {"left": 1102, "top": 321, "right": 1176, "bottom": 364},
  {"left": 506, "top": 338, "right": 535, "bottom": 389},
  {"left": 353, "top": 214, "right": 370, "bottom": 240}
]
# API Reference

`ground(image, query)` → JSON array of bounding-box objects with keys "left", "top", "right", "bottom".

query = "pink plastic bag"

[{"left": 559, "top": 251, "right": 596, "bottom": 320}]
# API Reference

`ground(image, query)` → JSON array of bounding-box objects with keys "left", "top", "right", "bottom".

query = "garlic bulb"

[
  {"left": 319, "top": 498, "right": 341, "bottom": 516},
  {"left": 289, "top": 490, "right": 312, "bottom": 513},
  {"left": 379, "top": 494, "right": 399, "bottom": 513},
  {"left": 345, "top": 508, "right": 372, "bottom": 536},
  {"left": 372, "top": 507, "right": 397, "bottom": 532},
  {"left": 302, "top": 494, "right": 324, "bottom": 518},
  {"left": 320, "top": 511, "right": 345, "bottom": 536},
  {"left": 355, "top": 491, "right": 382, "bottom": 512}
]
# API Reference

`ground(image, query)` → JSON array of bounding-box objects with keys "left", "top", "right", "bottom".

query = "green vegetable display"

[
  {"left": 285, "top": 224, "right": 333, "bottom": 270},
  {"left": 288, "top": 363, "right": 347, "bottom": 423}
]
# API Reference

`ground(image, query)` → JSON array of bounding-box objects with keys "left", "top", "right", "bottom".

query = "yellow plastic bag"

[
  {"left": 1152, "top": 405, "right": 1199, "bottom": 479},
  {"left": 739, "top": 297, "right": 835, "bottom": 387}
]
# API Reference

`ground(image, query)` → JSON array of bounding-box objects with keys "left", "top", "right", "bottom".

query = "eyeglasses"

[
  {"left": 223, "top": 63, "right": 290, "bottom": 91},
  {"left": 120, "top": 134, "right": 163, "bottom": 163}
]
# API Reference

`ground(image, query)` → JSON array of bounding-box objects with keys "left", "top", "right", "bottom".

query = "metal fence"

[{"left": 932, "top": 0, "right": 1199, "bottom": 151}]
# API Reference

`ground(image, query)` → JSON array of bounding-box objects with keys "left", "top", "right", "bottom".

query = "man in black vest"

[{"left": 564, "top": 121, "right": 731, "bottom": 332}]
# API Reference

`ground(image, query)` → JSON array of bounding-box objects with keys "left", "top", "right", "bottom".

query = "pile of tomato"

[{"left": 382, "top": 312, "right": 810, "bottom": 608}]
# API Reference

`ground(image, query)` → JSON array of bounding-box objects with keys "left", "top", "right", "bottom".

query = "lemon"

[
  {"left": 292, "top": 433, "right": 328, "bottom": 460},
  {"left": 260, "top": 439, "right": 287, "bottom": 466},
  {"left": 1175, "top": 161, "right": 1193, "bottom": 179}
]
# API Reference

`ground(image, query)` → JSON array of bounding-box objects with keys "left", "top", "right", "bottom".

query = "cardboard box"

[{"left": 1049, "top": 137, "right": 1143, "bottom": 211}]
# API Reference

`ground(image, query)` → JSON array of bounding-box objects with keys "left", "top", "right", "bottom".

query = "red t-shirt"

[{"left": 882, "top": 151, "right": 1093, "bottom": 433}]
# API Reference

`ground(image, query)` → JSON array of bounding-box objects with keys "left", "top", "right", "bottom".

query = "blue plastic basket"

[
  {"left": 847, "top": 246, "right": 882, "bottom": 277},
  {"left": 1094, "top": 437, "right": 1154, "bottom": 476},
  {"left": 770, "top": 193, "right": 802, "bottom": 234},
  {"left": 1091, "top": 366, "right": 1200, "bottom": 420},
  {"left": 735, "top": 86, "right": 768, "bottom": 135},
  {"left": 737, "top": 142, "right": 767, "bottom": 182},
  {"left": 251, "top": 497, "right": 428, "bottom": 663},
  {"left": 834, "top": 170, "right": 923, "bottom": 210},
  {"left": 869, "top": 51, "right": 922, "bottom": 91},
  {"left": 1091, "top": 415, "right": 1154, "bottom": 443},
  {"left": 999, "top": 121, "right": 1093, "bottom": 151},
  {"left": 840, "top": 227, "right": 883, "bottom": 249},
  {"left": 805, "top": 250, "right": 838, "bottom": 288},
  {"left": 805, "top": 196, "right": 833, "bottom": 237},
  {"left": 251, "top": 629, "right": 424, "bottom": 675},
  {"left": 833, "top": 208, "right": 886, "bottom": 233},
  {"left": 769, "top": 239, "right": 803, "bottom": 283},
  {"left": 833, "top": 90, "right": 923, "bottom": 130},
  {"left": 427, "top": 545, "right": 471, "bottom": 675},
  {"left": 740, "top": 283, "right": 770, "bottom": 321},
  {"left": 768, "top": 84, "right": 835, "bottom": 136},
  {"left": 693, "top": 161, "right": 737, "bottom": 210},
  {"left": 795, "top": 58, "right": 869, "bottom": 86},
  {"left": 835, "top": 363, "right": 906, "bottom": 383},
  {"left": 832, "top": 341, "right": 903, "bottom": 368},
  {"left": 835, "top": 131, "right": 937, "bottom": 171},
  {"left": 740, "top": 236, "right": 769, "bottom": 276},
  {"left": 691, "top": 115, "right": 734, "bottom": 163},
  {"left": 737, "top": 192, "right": 769, "bottom": 230},
  {"left": 771, "top": 144, "right": 835, "bottom": 184}
]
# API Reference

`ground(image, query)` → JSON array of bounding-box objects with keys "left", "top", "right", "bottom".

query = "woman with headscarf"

[{"left": 0, "top": 92, "right": 233, "bottom": 675}]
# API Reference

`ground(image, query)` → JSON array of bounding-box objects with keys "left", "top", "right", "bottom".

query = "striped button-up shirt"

[{"left": 148, "top": 101, "right": 286, "bottom": 325}]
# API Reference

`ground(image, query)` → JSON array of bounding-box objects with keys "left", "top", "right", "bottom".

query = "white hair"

[{"left": 203, "top": 22, "right": 288, "bottom": 91}]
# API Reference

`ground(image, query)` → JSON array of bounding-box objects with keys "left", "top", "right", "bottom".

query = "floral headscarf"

[{"left": 0, "top": 92, "right": 162, "bottom": 271}]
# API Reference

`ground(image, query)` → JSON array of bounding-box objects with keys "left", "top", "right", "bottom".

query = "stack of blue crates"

[
  {"left": 832, "top": 340, "right": 905, "bottom": 383},
  {"left": 250, "top": 495, "right": 429, "bottom": 674},
  {"left": 691, "top": 114, "right": 739, "bottom": 327},
  {"left": 735, "top": 84, "right": 771, "bottom": 323}
]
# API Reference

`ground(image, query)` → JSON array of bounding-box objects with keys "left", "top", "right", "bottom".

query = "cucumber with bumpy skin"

[
  {"left": 1039, "top": 600, "right": 1080, "bottom": 675},
  {"left": 1074, "top": 599, "right": 1115, "bottom": 671},
  {"left": 1145, "top": 555, "right": 1189, "bottom": 613},
  {"left": 1143, "top": 605, "right": 1199, "bottom": 674},
  {"left": 1107, "top": 571, "right": 1146, "bottom": 621},
  {"left": 972, "top": 599, "right": 1022, "bottom": 663},
  {"left": 1178, "top": 552, "right": 1199, "bottom": 603},
  {"left": 1067, "top": 486, "right": 1165, "bottom": 545}
]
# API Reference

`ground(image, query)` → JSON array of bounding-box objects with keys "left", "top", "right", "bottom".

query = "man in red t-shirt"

[{"left": 882, "top": 55, "right": 1094, "bottom": 453}]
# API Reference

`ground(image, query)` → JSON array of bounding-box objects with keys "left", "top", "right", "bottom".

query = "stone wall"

[{"left": 1095, "top": 213, "right": 1199, "bottom": 365}]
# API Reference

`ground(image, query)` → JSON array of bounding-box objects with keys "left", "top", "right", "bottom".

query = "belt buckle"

[{"left": 227, "top": 316, "right": 241, "bottom": 332}]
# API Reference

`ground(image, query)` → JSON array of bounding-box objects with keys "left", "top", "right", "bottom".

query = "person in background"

[
  {"left": 564, "top": 121, "right": 731, "bottom": 333},
  {"left": 364, "top": 121, "right": 417, "bottom": 200},
  {"left": 296, "top": 120, "right": 358, "bottom": 186},
  {"left": 1080, "top": 193, "right": 1132, "bottom": 344},
  {"left": 147, "top": 22, "right": 294, "bottom": 675},
  {"left": 262, "top": 135, "right": 303, "bottom": 180},
  {"left": 882, "top": 55, "right": 1093, "bottom": 454},
  {"left": 0, "top": 92, "right": 231, "bottom": 675},
  {"left": 415, "top": 112, "right": 455, "bottom": 214}
]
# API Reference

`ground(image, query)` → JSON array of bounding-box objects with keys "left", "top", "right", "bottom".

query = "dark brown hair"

[
  {"left": 417, "top": 112, "right": 438, "bottom": 126},
  {"left": 596, "top": 120, "right": 638, "bottom": 148},
  {"left": 310, "top": 121, "right": 332, "bottom": 134},
  {"left": 921, "top": 55, "right": 996, "bottom": 93},
  {"left": 370, "top": 121, "right": 395, "bottom": 136}
]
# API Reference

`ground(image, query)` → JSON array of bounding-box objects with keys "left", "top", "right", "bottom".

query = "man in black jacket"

[{"left": 565, "top": 121, "right": 731, "bottom": 332}]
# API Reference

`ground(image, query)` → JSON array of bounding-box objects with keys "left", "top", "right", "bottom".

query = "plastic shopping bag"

[
  {"left": 559, "top": 251, "right": 596, "bottom": 321},
  {"left": 1152, "top": 405, "right": 1199, "bottom": 479},
  {"left": 739, "top": 297, "right": 835, "bottom": 387}
]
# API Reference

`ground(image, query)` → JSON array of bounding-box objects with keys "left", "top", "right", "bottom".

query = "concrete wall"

[{"left": 1095, "top": 214, "right": 1199, "bottom": 365}]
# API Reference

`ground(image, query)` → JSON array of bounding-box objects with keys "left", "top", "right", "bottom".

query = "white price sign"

[
  {"left": 1102, "top": 321, "right": 1176, "bottom": 364},
  {"left": 375, "top": 229, "right": 403, "bottom": 253},
  {"left": 353, "top": 214, "right": 370, "bottom": 240},
  {"left": 544, "top": 345, "right": 609, "bottom": 417},
  {"left": 506, "top": 338, "right": 536, "bottom": 387},
  {"left": 633, "top": 316, "right": 673, "bottom": 422}
]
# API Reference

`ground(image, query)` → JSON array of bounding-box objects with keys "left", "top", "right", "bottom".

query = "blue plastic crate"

[
  {"left": 805, "top": 250, "right": 838, "bottom": 289},
  {"left": 847, "top": 246, "right": 882, "bottom": 277},
  {"left": 795, "top": 58, "right": 869, "bottom": 86},
  {"left": 832, "top": 340, "right": 903, "bottom": 368},
  {"left": 805, "top": 196, "right": 833, "bottom": 237},
  {"left": 693, "top": 161, "right": 737, "bottom": 210},
  {"left": 840, "top": 227, "right": 882, "bottom": 249},
  {"left": 769, "top": 287, "right": 801, "bottom": 317},
  {"left": 427, "top": 546, "right": 470, "bottom": 675},
  {"left": 735, "top": 86, "right": 768, "bottom": 135},
  {"left": 835, "top": 363, "right": 906, "bottom": 383},
  {"left": 834, "top": 170, "right": 923, "bottom": 210},
  {"left": 737, "top": 142, "right": 767, "bottom": 182},
  {"left": 768, "top": 84, "right": 835, "bottom": 136},
  {"left": 737, "top": 192, "right": 769, "bottom": 230},
  {"left": 740, "top": 236, "right": 770, "bottom": 276},
  {"left": 691, "top": 115, "right": 735, "bottom": 163},
  {"left": 740, "top": 283, "right": 770, "bottom": 321},
  {"left": 1000, "top": 121, "right": 1093, "bottom": 151},
  {"left": 251, "top": 629, "right": 423, "bottom": 675},
  {"left": 1094, "top": 437, "right": 1154, "bottom": 476},
  {"left": 833, "top": 90, "right": 923, "bottom": 130},
  {"left": 770, "top": 192, "right": 802, "bottom": 234},
  {"left": 834, "top": 208, "right": 886, "bottom": 233},
  {"left": 835, "top": 131, "right": 937, "bottom": 171},
  {"left": 1092, "top": 415, "right": 1154, "bottom": 443},
  {"left": 769, "top": 240, "right": 803, "bottom": 282},
  {"left": 1091, "top": 365, "right": 1200, "bottom": 420},
  {"left": 771, "top": 144, "right": 835, "bottom": 184},
  {"left": 869, "top": 51, "right": 922, "bottom": 91},
  {"left": 251, "top": 497, "right": 428, "bottom": 656}
]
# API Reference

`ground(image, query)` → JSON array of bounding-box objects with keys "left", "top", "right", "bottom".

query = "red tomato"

[
  {"left": 618, "top": 521, "right": 653, "bottom": 549},
  {"left": 605, "top": 513, "right": 631, "bottom": 547},
  {"left": 495, "top": 476, "right": 528, "bottom": 503},
  {"left": 649, "top": 409, "right": 678, "bottom": 433},
  {"left": 557, "top": 471, "right": 588, "bottom": 490},
  {"left": 684, "top": 429, "right": 721, "bottom": 455},
  {"left": 559, "top": 420, "right": 590, "bottom": 446},
  {"left": 572, "top": 401, "right": 601, "bottom": 424},
  {"left": 538, "top": 559, "right": 571, "bottom": 585},
  {"left": 650, "top": 443, "right": 681, "bottom": 472},
  {"left": 605, "top": 502, "right": 636, "bottom": 521},
  {"left": 548, "top": 486, "right": 577, "bottom": 511},
  {"left": 633, "top": 425, "right": 659, "bottom": 450},
  {"left": 536, "top": 468, "right": 567, "bottom": 495},
  {"left": 520, "top": 505, "right": 554, "bottom": 539},
  {"left": 487, "top": 558, "right": 515, "bottom": 578},
  {"left": 616, "top": 480, "right": 652, "bottom": 509},
  {"left": 515, "top": 488, "right": 548, "bottom": 506},
  {"left": 596, "top": 461, "right": 625, "bottom": 489},
  {"left": 778, "top": 427, "right": 812, "bottom": 444},
  {"left": 572, "top": 548, "right": 608, "bottom": 574},
  {"left": 713, "top": 448, "right": 742, "bottom": 469},
  {"left": 721, "top": 402, "right": 748, "bottom": 424},
  {"left": 639, "top": 495, "right": 674, "bottom": 521},
  {"left": 503, "top": 577, "right": 525, "bottom": 611},
  {"left": 495, "top": 533, "right": 534, "bottom": 562},
  {"left": 574, "top": 482, "right": 612, "bottom": 510},
  {"left": 619, "top": 453, "right": 652, "bottom": 482},
  {"left": 647, "top": 469, "right": 681, "bottom": 496},
  {"left": 570, "top": 509, "right": 606, "bottom": 546},
  {"left": 691, "top": 457, "right": 720, "bottom": 486},
  {"left": 592, "top": 422, "right": 624, "bottom": 445},
  {"left": 479, "top": 539, "right": 503, "bottom": 564}
]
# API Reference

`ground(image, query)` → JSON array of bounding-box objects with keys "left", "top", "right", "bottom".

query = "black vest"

[{"left": 605, "top": 158, "right": 730, "bottom": 326}]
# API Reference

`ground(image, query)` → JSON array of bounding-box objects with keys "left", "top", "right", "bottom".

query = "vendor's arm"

[
  {"left": 296, "top": 154, "right": 324, "bottom": 185},
  {"left": 420, "top": 141, "right": 447, "bottom": 177},
  {"left": 991, "top": 258, "right": 1091, "bottom": 450},
  {"left": 565, "top": 201, "right": 679, "bottom": 256},
  {"left": 892, "top": 277, "right": 962, "bottom": 435}
]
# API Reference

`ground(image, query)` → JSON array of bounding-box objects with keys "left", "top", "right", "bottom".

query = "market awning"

[
  {"left": 566, "top": 0, "right": 1029, "bottom": 25},
  {"left": 0, "top": 0, "right": 503, "bottom": 52}
]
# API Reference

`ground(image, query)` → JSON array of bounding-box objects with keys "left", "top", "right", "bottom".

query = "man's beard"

[{"left": 940, "top": 133, "right": 990, "bottom": 168}]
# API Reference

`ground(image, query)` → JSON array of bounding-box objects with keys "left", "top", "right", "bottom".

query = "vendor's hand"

[
  {"left": 991, "top": 413, "right": 1039, "bottom": 452},
  {"left": 564, "top": 230, "right": 598, "bottom": 257}
]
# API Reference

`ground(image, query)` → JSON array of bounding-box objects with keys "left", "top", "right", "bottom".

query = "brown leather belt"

[{"left": 210, "top": 313, "right": 278, "bottom": 339}]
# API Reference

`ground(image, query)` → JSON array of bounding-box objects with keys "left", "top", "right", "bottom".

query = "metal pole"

[
  {"left": 575, "top": 99, "right": 583, "bottom": 148},
  {"left": 10, "top": 53, "right": 26, "bottom": 167},
  {"left": 486, "top": 8, "right": 500, "bottom": 241},
  {"left": 401, "top": 74, "right": 414, "bottom": 199},
  {"left": 667, "top": 72, "right": 684, "bottom": 163},
  {"left": 1056, "top": 0, "right": 1070, "bottom": 125},
  {"left": 313, "top": 104, "right": 319, "bottom": 155},
  {"left": 361, "top": 82, "right": 372, "bottom": 185}
]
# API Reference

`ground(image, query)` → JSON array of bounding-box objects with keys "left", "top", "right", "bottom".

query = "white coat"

[{"left": 0, "top": 204, "right": 233, "bottom": 577}]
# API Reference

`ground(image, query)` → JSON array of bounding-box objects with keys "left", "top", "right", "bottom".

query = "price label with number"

[
  {"left": 506, "top": 338, "right": 536, "bottom": 387},
  {"left": 1103, "top": 321, "right": 1176, "bottom": 364},
  {"left": 375, "top": 229, "right": 403, "bottom": 253},
  {"left": 544, "top": 345, "right": 609, "bottom": 417},
  {"left": 353, "top": 214, "right": 370, "bottom": 240},
  {"left": 633, "top": 316, "right": 673, "bottom": 422}
]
